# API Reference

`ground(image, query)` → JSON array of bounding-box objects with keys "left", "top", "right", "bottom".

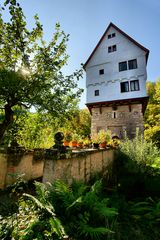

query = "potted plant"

[
  {"left": 107, "top": 140, "right": 114, "bottom": 148},
  {"left": 92, "top": 135, "right": 100, "bottom": 149},
  {"left": 105, "top": 129, "right": 112, "bottom": 143},
  {"left": 98, "top": 130, "right": 107, "bottom": 149},
  {"left": 63, "top": 131, "right": 72, "bottom": 147},
  {"left": 98, "top": 129, "right": 112, "bottom": 149},
  {"left": 112, "top": 136, "right": 120, "bottom": 148},
  {"left": 77, "top": 137, "right": 84, "bottom": 148},
  {"left": 83, "top": 137, "right": 91, "bottom": 148}
]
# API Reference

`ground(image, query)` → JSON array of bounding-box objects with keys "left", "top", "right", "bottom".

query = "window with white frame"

[
  {"left": 130, "top": 80, "right": 139, "bottom": 91},
  {"left": 119, "top": 59, "right": 138, "bottom": 71},
  {"left": 120, "top": 80, "right": 140, "bottom": 92},
  {"left": 128, "top": 59, "right": 137, "bottom": 70},
  {"left": 120, "top": 81, "right": 129, "bottom": 92},
  {"left": 119, "top": 61, "right": 127, "bottom": 71}
]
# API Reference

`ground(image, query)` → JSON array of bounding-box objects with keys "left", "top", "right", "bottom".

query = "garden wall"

[
  {"left": 43, "top": 149, "right": 115, "bottom": 184},
  {"left": 0, "top": 148, "right": 115, "bottom": 189},
  {"left": 0, "top": 150, "right": 44, "bottom": 189}
]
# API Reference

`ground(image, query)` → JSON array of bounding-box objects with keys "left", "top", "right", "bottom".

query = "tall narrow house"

[{"left": 84, "top": 22, "right": 149, "bottom": 139}]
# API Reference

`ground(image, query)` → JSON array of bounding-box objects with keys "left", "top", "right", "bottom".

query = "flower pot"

[
  {"left": 99, "top": 142, "right": 106, "bottom": 149},
  {"left": 71, "top": 141, "right": 78, "bottom": 148},
  {"left": 77, "top": 143, "right": 83, "bottom": 148},
  {"left": 93, "top": 143, "right": 99, "bottom": 149},
  {"left": 63, "top": 140, "right": 70, "bottom": 147},
  {"left": 84, "top": 144, "right": 89, "bottom": 149}
]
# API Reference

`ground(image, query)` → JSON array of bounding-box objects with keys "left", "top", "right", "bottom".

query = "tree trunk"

[{"left": 0, "top": 104, "right": 14, "bottom": 144}]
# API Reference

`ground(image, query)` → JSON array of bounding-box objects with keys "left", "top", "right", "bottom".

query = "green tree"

[
  {"left": 16, "top": 112, "right": 57, "bottom": 149},
  {"left": 61, "top": 108, "right": 91, "bottom": 137},
  {"left": 0, "top": 0, "right": 83, "bottom": 143},
  {"left": 1, "top": 107, "right": 90, "bottom": 149},
  {"left": 144, "top": 80, "right": 160, "bottom": 147},
  {"left": 76, "top": 108, "right": 91, "bottom": 136}
]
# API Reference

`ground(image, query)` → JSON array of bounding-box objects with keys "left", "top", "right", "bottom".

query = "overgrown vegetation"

[
  {"left": 0, "top": 180, "right": 118, "bottom": 240},
  {"left": 117, "top": 132, "right": 160, "bottom": 198},
  {"left": 113, "top": 134, "right": 160, "bottom": 239},
  {"left": 47, "top": 180, "right": 118, "bottom": 240},
  {"left": 0, "top": 107, "right": 91, "bottom": 149},
  {"left": 0, "top": 136, "right": 160, "bottom": 239}
]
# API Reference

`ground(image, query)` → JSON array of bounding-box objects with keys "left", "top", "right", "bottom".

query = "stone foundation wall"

[
  {"left": 0, "top": 150, "right": 44, "bottom": 189},
  {"left": 43, "top": 149, "right": 115, "bottom": 184},
  {"left": 91, "top": 104, "right": 144, "bottom": 138}
]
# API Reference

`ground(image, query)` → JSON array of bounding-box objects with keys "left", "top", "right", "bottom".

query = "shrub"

[
  {"left": 117, "top": 132, "right": 160, "bottom": 198},
  {"left": 119, "top": 132, "right": 160, "bottom": 167},
  {"left": 47, "top": 179, "right": 118, "bottom": 240},
  {"left": 0, "top": 183, "right": 67, "bottom": 240}
]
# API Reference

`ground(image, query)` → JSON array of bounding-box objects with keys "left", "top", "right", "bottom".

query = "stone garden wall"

[
  {"left": 0, "top": 148, "right": 115, "bottom": 189},
  {"left": 43, "top": 149, "right": 115, "bottom": 185},
  {"left": 0, "top": 150, "right": 44, "bottom": 189}
]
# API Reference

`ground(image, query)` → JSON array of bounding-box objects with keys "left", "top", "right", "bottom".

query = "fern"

[
  {"left": 50, "top": 180, "right": 75, "bottom": 209},
  {"left": 23, "top": 193, "right": 55, "bottom": 217},
  {"left": 129, "top": 198, "right": 160, "bottom": 223},
  {"left": 46, "top": 179, "right": 118, "bottom": 239},
  {"left": 23, "top": 193, "right": 66, "bottom": 239},
  {"left": 90, "top": 179, "right": 103, "bottom": 195},
  {"left": 94, "top": 202, "right": 118, "bottom": 219},
  {"left": 78, "top": 223, "right": 114, "bottom": 240},
  {"left": 34, "top": 181, "right": 49, "bottom": 205},
  {"left": 49, "top": 218, "right": 68, "bottom": 239},
  {"left": 71, "top": 180, "right": 88, "bottom": 198},
  {"left": 67, "top": 196, "right": 82, "bottom": 210}
]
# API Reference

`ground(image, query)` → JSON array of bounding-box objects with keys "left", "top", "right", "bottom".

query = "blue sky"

[{"left": 2, "top": 0, "right": 160, "bottom": 108}]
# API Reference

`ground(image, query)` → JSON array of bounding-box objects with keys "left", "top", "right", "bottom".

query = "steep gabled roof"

[{"left": 83, "top": 22, "right": 149, "bottom": 70}]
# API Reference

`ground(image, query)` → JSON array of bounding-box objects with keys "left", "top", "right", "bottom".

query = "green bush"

[
  {"left": 48, "top": 179, "right": 118, "bottom": 240},
  {"left": 119, "top": 132, "right": 160, "bottom": 167},
  {"left": 0, "top": 194, "right": 67, "bottom": 240},
  {"left": 1, "top": 177, "right": 160, "bottom": 240},
  {"left": 117, "top": 132, "right": 160, "bottom": 198},
  {"left": 110, "top": 195, "right": 160, "bottom": 240},
  {"left": 0, "top": 180, "right": 118, "bottom": 240}
]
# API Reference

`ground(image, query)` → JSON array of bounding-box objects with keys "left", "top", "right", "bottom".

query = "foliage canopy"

[
  {"left": 0, "top": 0, "right": 83, "bottom": 143},
  {"left": 144, "top": 79, "right": 160, "bottom": 147}
]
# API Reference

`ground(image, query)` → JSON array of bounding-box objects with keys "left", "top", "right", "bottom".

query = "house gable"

[{"left": 84, "top": 22, "right": 149, "bottom": 70}]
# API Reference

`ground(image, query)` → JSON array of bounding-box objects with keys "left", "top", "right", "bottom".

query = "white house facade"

[{"left": 84, "top": 23, "right": 149, "bottom": 138}]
